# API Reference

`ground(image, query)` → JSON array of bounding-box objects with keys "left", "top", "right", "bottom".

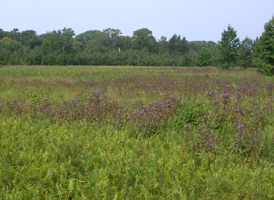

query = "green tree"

[
  {"left": 168, "top": 35, "right": 189, "bottom": 55},
  {"left": 0, "top": 37, "right": 22, "bottom": 52},
  {"left": 158, "top": 36, "right": 168, "bottom": 54},
  {"left": 0, "top": 48, "right": 11, "bottom": 65},
  {"left": 182, "top": 50, "right": 197, "bottom": 66},
  {"left": 75, "top": 30, "right": 103, "bottom": 47},
  {"left": 189, "top": 41, "right": 208, "bottom": 52},
  {"left": 60, "top": 28, "right": 75, "bottom": 54},
  {"left": 41, "top": 28, "right": 75, "bottom": 55},
  {"left": 168, "top": 34, "right": 181, "bottom": 53},
  {"left": 19, "top": 30, "right": 42, "bottom": 49},
  {"left": 253, "top": 16, "right": 274, "bottom": 75},
  {"left": 179, "top": 37, "right": 190, "bottom": 55},
  {"left": 116, "top": 36, "right": 132, "bottom": 51},
  {"left": 217, "top": 25, "right": 240, "bottom": 69},
  {"left": 27, "top": 46, "right": 43, "bottom": 65},
  {"left": 11, "top": 28, "right": 20, "bottom": 41},
  {"left": 75, "top": 30, "right": 113, "bottom": 53},
  {"left": 238, "top": 37, "right": 254, "bottom": 68},
  {"left": 0, "top": 29, "right": 5, "bottom": 40},
  {"left": 132, "top": 28, "right": 157, "bottom": 52},
  {"left": 196, "top": 47, "right": 212, "bottom": 66},
  {"left": 103, "top": 28, "right": 122, "bottom": 48}
]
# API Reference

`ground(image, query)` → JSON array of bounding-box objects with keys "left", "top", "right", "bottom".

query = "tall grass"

[{"left": 0, "top": 65, "right": 274, "bottom": 199}]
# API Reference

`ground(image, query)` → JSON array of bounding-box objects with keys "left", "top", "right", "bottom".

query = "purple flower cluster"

[{"left": 235, "top": 125, "right": 244, "bottom": 131}]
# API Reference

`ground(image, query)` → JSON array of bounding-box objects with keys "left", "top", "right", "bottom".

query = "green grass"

[
  {"left": 0, "top": 65, "right": 274, "bottom": 199},
  {"left": 1, "top": 117, "right": 274, "bottom": 199}
]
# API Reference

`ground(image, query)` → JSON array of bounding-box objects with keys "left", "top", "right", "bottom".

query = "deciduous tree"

[
  {"left": 132, "top": 28, "right": 156, "bottom": 52},
  {"left": 196, "top": 47, "right": 212, "bottom": 67}
]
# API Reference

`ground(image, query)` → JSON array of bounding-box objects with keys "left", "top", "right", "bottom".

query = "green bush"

[{"left": 196, "top": 47, "right": 212, "bottom": 67}]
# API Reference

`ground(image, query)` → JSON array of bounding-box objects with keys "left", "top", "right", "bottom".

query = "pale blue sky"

[{"left": 1, "top": 0, "right": 273, "bottom": 42}]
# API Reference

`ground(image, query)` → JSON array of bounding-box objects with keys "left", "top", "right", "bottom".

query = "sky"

[{"left": 1, "top": 0, "right": 273, "bottom": 42}]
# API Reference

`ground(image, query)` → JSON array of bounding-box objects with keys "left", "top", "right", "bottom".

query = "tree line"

[{"left": 0, "top": 15, "right": 273, "bottom": 74}]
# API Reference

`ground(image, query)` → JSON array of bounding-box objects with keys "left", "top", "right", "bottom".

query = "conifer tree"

[
  {"left": 217, "top": 25, "right": 240, "bottom": 69},
  {"left": 238, "top": 37, "right": 254, "bottom": 68},
  {"left": 253, "top": 16, "right": 274, "bottom": 75}
]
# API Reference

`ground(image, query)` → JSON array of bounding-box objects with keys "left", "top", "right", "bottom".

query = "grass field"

[{"left": 1, "top": 65, "right": 274, "bottom": 199}]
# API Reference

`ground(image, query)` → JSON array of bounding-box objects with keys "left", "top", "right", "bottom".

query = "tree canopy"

[{"left": 0, "top": 17, "right": 272, "bottom": 71}]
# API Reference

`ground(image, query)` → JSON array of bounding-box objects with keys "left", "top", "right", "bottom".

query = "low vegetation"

[{"left": 1, "top": 65, "right": 274, "bottom": 199}]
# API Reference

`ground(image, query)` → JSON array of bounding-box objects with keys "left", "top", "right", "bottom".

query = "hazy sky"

[{"left": 1, "top": 0, "right": 273, "bottom": 42}]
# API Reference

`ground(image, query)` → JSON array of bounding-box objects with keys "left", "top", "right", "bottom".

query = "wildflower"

[
  {"left": 235, "top": 125, "right": 244, "bottom": 131},
  {"left": 184, "top": 125, "right": 192, "bottom": 130}
]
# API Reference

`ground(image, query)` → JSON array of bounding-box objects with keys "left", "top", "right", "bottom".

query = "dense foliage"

[
  {"left": 0, "top": 20, "right": 265, "bottom": 68},
  {"left": 1, "top": 66, "right": 274, "bottom": 198},
  {"left": 254, "top": 15, "right": 274, "bottom": 75},
  {"left": 217, "top": 25, "right": 240, "bottom": 69},
  {"left": 195, "top": 47, "right": 212, "bottom": 66},
  {"left": 238, "top": 37, "right": 255, "bottom": 68}
]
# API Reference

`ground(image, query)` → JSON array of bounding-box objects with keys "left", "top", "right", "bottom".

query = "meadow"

[{"left": 0, "top": 65, "right": 274, "bottom": 199}]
